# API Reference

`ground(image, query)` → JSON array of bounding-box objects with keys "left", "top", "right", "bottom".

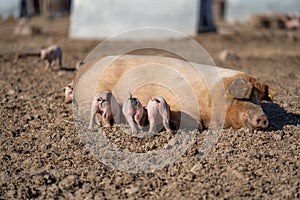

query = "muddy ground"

[{"left": 0, "top": 17, "right": 299, "bottom": 199}]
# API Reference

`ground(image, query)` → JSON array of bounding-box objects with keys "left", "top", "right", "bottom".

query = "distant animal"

[{"left": 40, "top": 45, "right": 62, "bottom": 69}]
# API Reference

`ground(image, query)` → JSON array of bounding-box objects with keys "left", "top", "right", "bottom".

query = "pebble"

[
  {"left": 272, "top": 133, "right": 283, "bottom": 141},
  {"left": 24, "top": 114, "right": 32, "bottom": 121},
  {"left": 58, "top": 175, "right": 77, "bottom": 190},
  {"left": 125, "top": 187, "right": 140, "bottom": 195},
  {"left": 164, "top": 139, "right": 179, "bottom": 149},
  {"left": 1, "top": 98, "right": 8, "bottom": 103},
  {"left": 7, "top": 89, "right": 15, "bottom": 96},
  {"left": 190, "top": 163, "right": 202, "bottom": 173},
  {"left": 58, "top": 71, "right": 66, "bottom": 76}
]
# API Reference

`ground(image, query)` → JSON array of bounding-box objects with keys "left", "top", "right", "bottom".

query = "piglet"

[
  {"left": 88, "top": 91, "right": 121, "bottom": 131},
  {"left": 285, "top": 15, "right": 299, "bottom": 30},
  {"left": 62, "top": 81, "right": 73, "bottom": 104},
  {"left": 147, "top": 96, "right": 171, "bottom": 133},
  {"left": 40, "top": 45, "right": 62, "bottom": 69},
  {"left": 122, "top": 94, "right": 148, "bottom": 134}
]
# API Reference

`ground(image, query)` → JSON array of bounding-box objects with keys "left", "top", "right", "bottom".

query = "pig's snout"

[{"left": 251, "top": 114, "right": 268, "bottom": 129}]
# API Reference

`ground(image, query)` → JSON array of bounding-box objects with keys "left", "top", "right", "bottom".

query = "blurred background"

[{"left": 0, "top": 0, "right": 299, "bottom": 39}]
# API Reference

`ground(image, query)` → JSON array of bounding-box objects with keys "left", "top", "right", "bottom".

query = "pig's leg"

[
  {"left": 49, "top": 52, "right": 56, "bottom": 68},
  {"left": 134, "top": 114, "right": 142, "bottom": 130},
  {"left": 88, "top": 99, "right": 99, "bottom": 131},
  {"left": 58, "top": 53, "right": 62, "bottom": 68},
  {"left": 45, "top": 60, "right": 50, "bottom": 70},
  {"left": 159, "top": 108, "right": 171, "bottom": 133},
  {"left": 134, "top": 108, "right": 145, "bottom": 130},
  {"left": 125, "top": 115, "right": 139, "bottom": 134},
  {"left": 123, "top": 108, "right": 139, "bottom": 134},
  {"left": 49, "top": 58, "right": 55, "bottom": 68},
  {"left": 102, "top": 108, "right": 113, "bottom": 127},
  {"left": 110, "top": 96, "right": 121, "bottom": 124},
  {"left": 147, "top": 107, "right": 158, "bottom": 133},
  {"left": 156, "top": 99, "right": 171, "bottom": 132},
  {"left": 113, "top": 105, "right": 121, "bottom": 124}
]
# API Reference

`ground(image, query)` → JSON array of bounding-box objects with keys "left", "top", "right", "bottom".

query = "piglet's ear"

[
  {"left": 228, "top": 78, "right": 253, "bottom": 99},
  {"left": 262, "top": 82, "right": 278, "bottom": 101}
]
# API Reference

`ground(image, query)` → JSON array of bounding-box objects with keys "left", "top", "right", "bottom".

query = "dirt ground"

[{"left": 0, "top": 17, "right": 299, "bottom": 199}]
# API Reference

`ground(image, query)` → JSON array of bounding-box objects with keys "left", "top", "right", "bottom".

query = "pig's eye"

[{"left": 97, "top": 98, "right": 105, "bottom": 102}]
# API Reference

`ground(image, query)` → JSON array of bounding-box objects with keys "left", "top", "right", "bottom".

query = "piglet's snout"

[{"left": 252, "top": 114, "right": 268, "bottom": 129}]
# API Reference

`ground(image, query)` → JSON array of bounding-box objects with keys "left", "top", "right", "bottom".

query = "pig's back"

[{"left": 74, "top": 55, "right": 242, "bottom": 126}]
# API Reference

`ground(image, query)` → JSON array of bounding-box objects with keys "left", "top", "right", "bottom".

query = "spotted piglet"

[
  {"left": 40, "top": 45, "right": 62, "bottom": 69},
  {"left": 122, "top": 94, "right": 148, "bottom": 134},
  {"left": 147, "top": 96, "right": 171, "bottom": 133},
  {"left": 88, "top": 91, "right": 121, "bottom": 131}
]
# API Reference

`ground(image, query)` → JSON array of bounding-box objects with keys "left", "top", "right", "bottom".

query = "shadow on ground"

[
  {"left": 262, "top": 102, "right": 300, "bottom": 131},
  {"left": 60, "top": 66, "right": 76, "bottom": 71}
]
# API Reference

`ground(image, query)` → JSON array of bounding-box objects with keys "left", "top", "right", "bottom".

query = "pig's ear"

[
  {"left": 228, "top": 78, "right": 253, "bottom": 99},
  {"left": 262, "top": 82, "right": 278, "bottom": 101}
]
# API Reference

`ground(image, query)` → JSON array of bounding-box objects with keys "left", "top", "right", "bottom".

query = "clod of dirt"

[
  {"left": 125, "top": 187, "right": 140, "bottom": 195},
  {"left": 6, "top": 89, "right": 15, "bottom": 96}
]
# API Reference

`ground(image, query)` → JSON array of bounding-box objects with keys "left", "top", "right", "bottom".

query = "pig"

[
  {"left": 73, "top": 55, "right": 277, "bottom": 131},
  {"left": 147, "top": 96, "right": 171, "bottom": 133},
  {"left": 122, "top": 94, "right": 148, "bottom": 134},
  {"left": 40, "top": 45, "right": 62, "bottom": 69},
  {"left": 88, "top": 91, "right": 121, "bottom": 131},
  {"left": 285, "top": 14, "right": 300, "bottom": 30},
  {"left": 62, "top": 81, "right": 73, "bottom": 104}
]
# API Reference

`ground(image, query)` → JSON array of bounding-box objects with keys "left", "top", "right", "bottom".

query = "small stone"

[
  {"left": 164, "top": 139, "right": 179, "bottom": 149},
  {"left": 231, "top": 169, "right": 244, "bottom": 179},
  {"left": 7, "top": 89, "right": 15, "bottom": 96},
  {"left": 94, "top": 193, "right": 105, "bottom": 200},
  {"left": 2, "top": 98, "right": 8, "bottom": 103},
  {"left": 272, "top": 133, "right": 283, "bottom": 141},
  {"left": 24, "top": 114, "right": 32, "bottom": 121},
  {"left": 125, "top": 187, "right": 140, "bottom": 195},
  {"left": 190, "top": 163, "right": 202, "bottom": 173},
  {"left": 58, "top": 71, "right": 66, "bottom": 76},
  {"left": 6, "top": 190, "right": 16, "bottom": 198},
  {"left": 58, "top": 175, "right": 77, "bottom": 190},
  {"left": 47, "top": 97, "right": 54, "bottom": 102}
]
